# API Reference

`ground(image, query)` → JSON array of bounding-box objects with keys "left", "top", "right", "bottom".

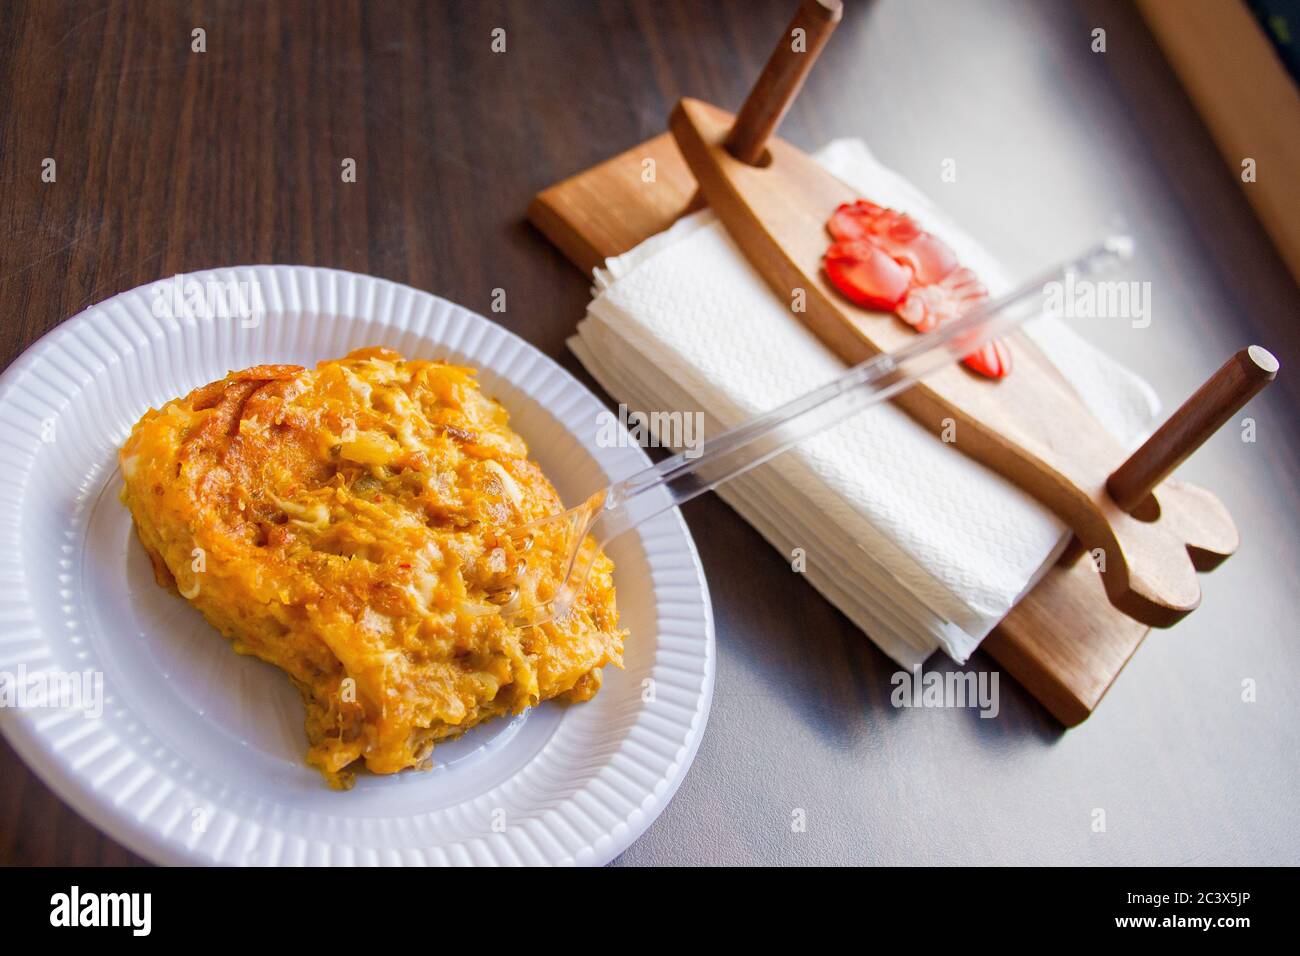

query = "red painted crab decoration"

[{"left": 823, "top": 200, "right": 1011, "bottom": 378}]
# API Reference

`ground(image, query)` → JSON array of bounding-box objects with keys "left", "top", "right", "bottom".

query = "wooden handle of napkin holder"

[
  {"left": 1106, "top": 347, "right": 1278, "bottom": 512},
  {"left": 725, "top": 0, "right": 842, "bottom": 165}
]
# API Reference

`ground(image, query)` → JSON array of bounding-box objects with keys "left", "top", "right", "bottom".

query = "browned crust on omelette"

[{"left": 119, "top": 347, "right": 625, "bottom": 788}]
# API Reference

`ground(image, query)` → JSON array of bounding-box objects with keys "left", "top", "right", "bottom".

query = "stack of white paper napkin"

[{"left": 570, "top": 140, "right": 1158, "bottom": 668}]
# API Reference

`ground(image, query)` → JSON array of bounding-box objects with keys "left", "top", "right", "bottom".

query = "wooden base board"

[
  {"left": 527, "top": 132, "right": 1153, "bottom": 726},
  {"left": 529, "top": 133, "right": 696, "bottom": 278}
]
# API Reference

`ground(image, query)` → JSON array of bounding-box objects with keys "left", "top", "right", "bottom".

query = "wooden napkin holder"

[{"left": 525, "top": 0, "right": 1276, "bottom": 725}]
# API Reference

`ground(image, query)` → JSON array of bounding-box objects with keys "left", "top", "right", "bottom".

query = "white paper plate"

[{"left": 0, "top": 266, "right": 714, "bottom": 866}]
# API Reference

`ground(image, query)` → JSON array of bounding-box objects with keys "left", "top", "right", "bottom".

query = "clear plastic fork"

[{"left": 497, "top": 234, "right": 1134, "bottom": 627}]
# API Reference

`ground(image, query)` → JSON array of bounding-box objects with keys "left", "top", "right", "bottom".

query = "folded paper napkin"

[{"left": 570, "top": 139, "right": 1159, "bottom": 668}]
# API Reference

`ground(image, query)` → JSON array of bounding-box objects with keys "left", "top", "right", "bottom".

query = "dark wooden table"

[{"left": 1, "top": 0, "right": 1297, "bottom": 866}]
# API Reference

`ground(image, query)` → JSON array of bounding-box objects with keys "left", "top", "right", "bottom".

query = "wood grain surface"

[{"left": 1, "top": 0, "right": 1297, "bottom": 867}]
